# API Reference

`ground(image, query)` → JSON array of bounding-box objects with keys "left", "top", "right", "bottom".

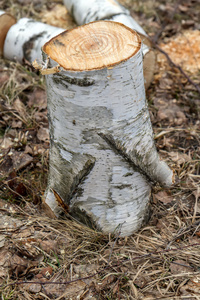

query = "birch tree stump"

[
  {"left": 63, "top": 0, "right": 156, "bottom": 89},
  {"left": 43, "top": 21, "right": 173, "bottom": 236}
]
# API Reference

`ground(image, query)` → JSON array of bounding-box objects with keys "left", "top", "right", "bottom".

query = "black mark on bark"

[
  {"left": 54, "top": 73, "right": 95, "bottom": 87},
  {"left": 23, "top": 31, "right": 47, "bottom": 62}
]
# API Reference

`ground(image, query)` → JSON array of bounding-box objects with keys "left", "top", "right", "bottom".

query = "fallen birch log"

[
  {"left": 42, "top": 21, "right": 173, "bottom": 236},
  {"left": 63, "top": 0, "right": 156, "bottom": 89},
  {"left": 0, "top": 12, "right": 64, "bottom": 63}
]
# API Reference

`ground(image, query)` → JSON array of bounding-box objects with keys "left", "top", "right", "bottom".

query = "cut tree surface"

[
  {"left": 43, "top": 21, "right": 141, "bottom": 71},
  {"left": 0, "top": 11, "right": 16, "bottom": 56},
  {"left": 43, "top": 21, "right": 173, "bottom": 236},
  {"left": 63, "top": 0, "right": 156, "bottom": 88}
]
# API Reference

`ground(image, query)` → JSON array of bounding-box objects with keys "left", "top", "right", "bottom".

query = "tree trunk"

[
  {"left": 42, "top": 21, "right": 173, "bottom": 236},
  {"left": 63, "top": 0, "right": 156, "bottom": 89}
]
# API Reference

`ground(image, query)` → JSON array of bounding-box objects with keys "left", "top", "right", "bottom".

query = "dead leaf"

[
  {"left": 27, "top": 88, "right": 47, "bottom": 111},
  {"left": 24, "top": 145, "right": 33, "bottom": 155},
  {"left": 8, "top": 180, "right": 27, "bottom": 197},
  {"left": 157, "top": 105, "right": 186, "bottom": 125},
  {"left": 41, "top": 198, "right": 57, "bottom": 219},
  {"left": 0, "top": 199, "right": 19, "bottom": 214},
  {"left": 37, "top": 127, "right": 49, "bottom": 142},
  {"left": 168, "top": 152, "right": 191, "bottom": 166},
  {"left": 0, "top": 73, "right": 9, "bottom": 86},
  {"left": 133, "top": 275, "right": 150, "bottom": 288},
  {"left": 153, "top": 191, "right": 174, "bottom": 204},
  {"left": 0, "top": 266, "right": 7, "bottom": 283},
  {"left": 1, "top": 137, "right": 14, "bottom": 149},
  {"left": 34, "top": 111, "right": 48, "bottom": 123},
  {"left": 39, "top": 239, "right": 58, "bottom": 254},
  {"left": 44, "top": 280, "right": 86, "bottom": 299},
  {"left": 12, "top": 228, "right": 34, "bottom": 239},
  {"left": 178, "top": 4, "right": 189, "bottom": 12},
  {"left": 74, "top": 264, "right": 97, "bottom": 277},
  {"left": 12, "top": 120, "right": 23, "bottom": 128},
  {"left": 170, "top": 260, "right": 192, "bottom": 274},
  {"left": 0, "top": 212, "right": 23, "bottom": 230},
  {"left": 0, "top": 251, "right": 34, "bottom": 278},
  {"left": 13, "top": 98, "right": 26, "bottom": 117},
  {"left": 0, "top": 249, "right": 12, "bottom": 267},
  {"left": 39, "top": 266, "right": 53, "bottom": 278},
  {"left": 180, "top": 276, "right": 200, "bottom": 296},
  {"left": 29, "top": 283, "right": 41, "bottom": 293},
  {"left": 100, "top": 275, "right": 115, "bottom": 289},
  {"left": 32, "top": 144, "right": 47, "bottom": 156},
  {"left": 0, "top": 155, "right": 13, "bottom": 175},
  {"left": 188, "top": 236, "right": 200, "bottom": 244},
  {"left": 74, "top": 264, "right": 97, "bottom": 285},
  {"left": 13, "top": 151, "right": 33, "bottom": 170},
  {"left": 1, "top": 151, "right": 33, "bottom": 176},
  {"left": 6, "top": 171, "right": 28, "bottom": 198},
  {"left": 156, "top": 217, "right": 176, "bottom": 239}
]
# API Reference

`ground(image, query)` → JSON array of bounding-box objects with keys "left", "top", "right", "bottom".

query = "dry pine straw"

[{"left": 1, "top": 196, "right": 200, "bottom": 299}]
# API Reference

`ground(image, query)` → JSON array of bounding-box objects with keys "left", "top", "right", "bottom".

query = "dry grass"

[{"left": 0, "top": 0, "right": 200, "bottom": 299}]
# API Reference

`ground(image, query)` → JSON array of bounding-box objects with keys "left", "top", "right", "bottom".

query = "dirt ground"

[{"left": 0, "top": 0, "right": 200, "bottom": 299}]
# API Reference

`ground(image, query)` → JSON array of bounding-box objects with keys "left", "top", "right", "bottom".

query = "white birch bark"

[
  {"left": 63, "top": 0, "right": 146, "bottom": 35},
  {"left": 63, "top": 0, "right": 156, "bottom": 88},
  {"left": 42, "top": 21, "right": 173, "bottom": 236},
  {"left": 3, "top": 18, "right": 64, "bottom": 63}
]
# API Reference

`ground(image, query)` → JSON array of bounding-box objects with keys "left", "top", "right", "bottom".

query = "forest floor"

[{"left": 0, "top": 0, "right": 200, "bottom": 299}]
